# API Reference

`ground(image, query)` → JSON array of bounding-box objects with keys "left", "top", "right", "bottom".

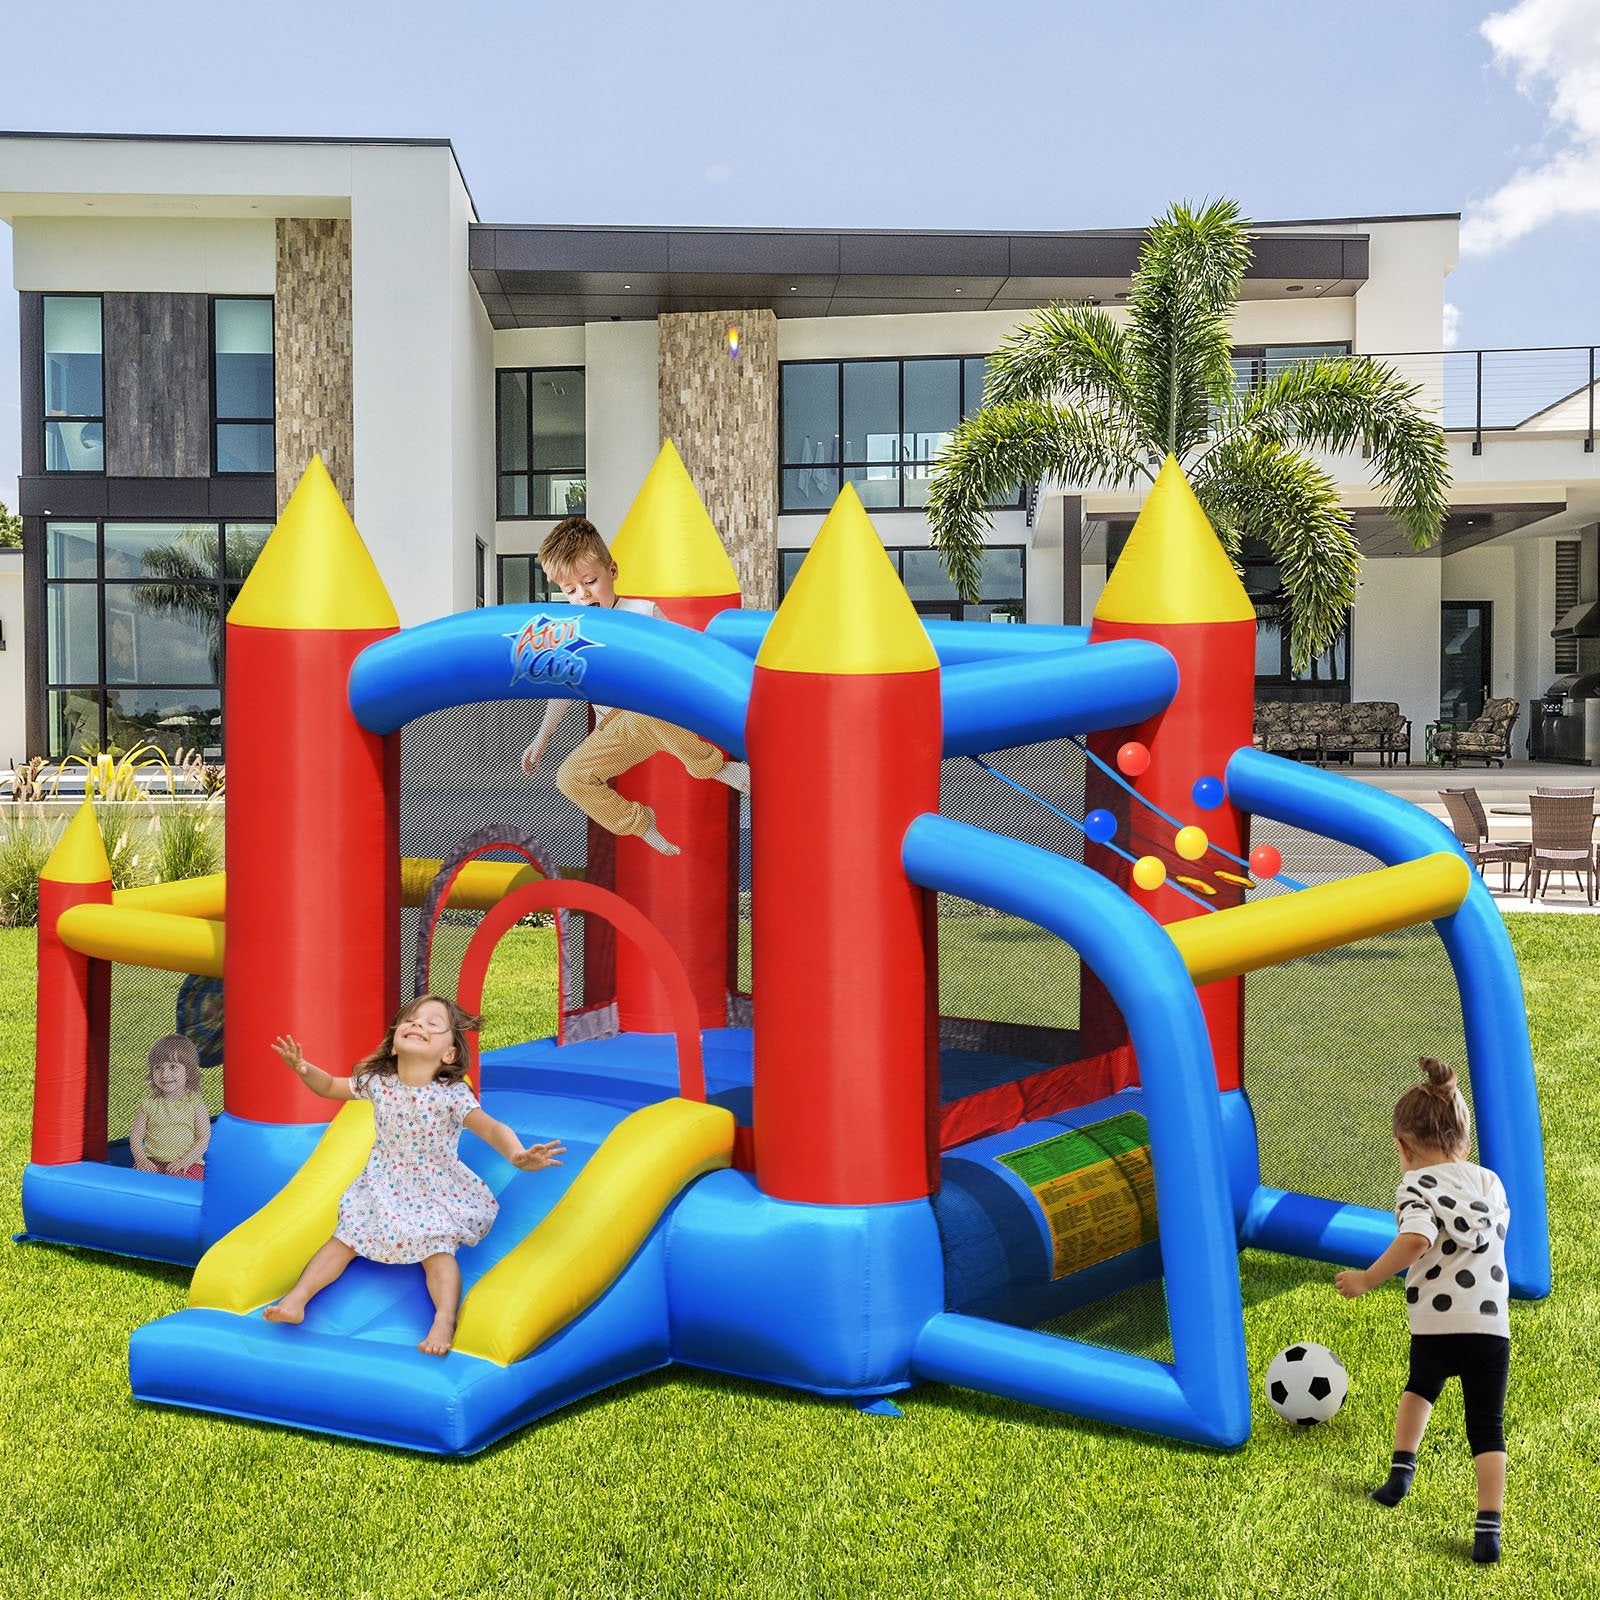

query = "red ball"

[
  {"left": 1116, "top": 741, "right": 1151, "bottom": 777},
  {"left": 1249, "top": 844, "right": 1282, "bottom": 881}
]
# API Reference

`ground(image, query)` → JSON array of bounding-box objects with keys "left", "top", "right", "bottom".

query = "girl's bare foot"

[
  {"left": 263, "top": 1301, "right": 304, "bottom": 1325},
  {"left": 419, "top": 1316, "right": 456, "bottom": 1356},
  {"left": 717, "top": 760, "right": 750, "bottom": 795},
  {"left": 642, "top": 826, "right": 681, "bottom": 856}
]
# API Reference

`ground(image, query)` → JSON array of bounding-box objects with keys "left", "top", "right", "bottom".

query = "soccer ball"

[{"left": 1265, "top": 1342, "right": 1348, "bottom": 1426}]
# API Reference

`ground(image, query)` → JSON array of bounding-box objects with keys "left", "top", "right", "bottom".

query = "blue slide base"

[{"left": 21, "top": 1161, "right": 204, "bottom": 1267}]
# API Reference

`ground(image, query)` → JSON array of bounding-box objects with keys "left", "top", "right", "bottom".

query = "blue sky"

[{"left": 3, "top": 0, "right": 1598, "bottom": 497}]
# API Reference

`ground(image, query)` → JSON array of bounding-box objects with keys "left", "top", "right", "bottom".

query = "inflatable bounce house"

[{"left": 21, "top": 448, "right": 1551, "bottom": 1455}]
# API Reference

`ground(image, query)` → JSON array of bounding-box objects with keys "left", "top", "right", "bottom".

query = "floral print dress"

[{"left": 335, "top": 1074, "right": 498, "bottom": 1263}]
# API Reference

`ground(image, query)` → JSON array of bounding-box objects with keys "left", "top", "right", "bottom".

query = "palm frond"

[
  {"left": 981, "top": 304, "right": 1142, "bottom": 425},
  {"left": 1125, "top": 198, "right": 1252, "bottom": 458},
  {"left": 1213, "top": 356, "right": 1451, "bottom": 548},
  {"left": 1195, "top": 438, "right": 1360, "bottom": 670},
  {"left": 927, "top": 401, "right": 1149, "bottom": 600}
]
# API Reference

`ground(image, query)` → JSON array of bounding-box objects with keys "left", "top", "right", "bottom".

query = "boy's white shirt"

[
  {"left": 1396, "top": 1160, "right": 1512, "bottom": 1338},
  {"left": 591, "top": 596, "right": 662, "bottom": 720}
]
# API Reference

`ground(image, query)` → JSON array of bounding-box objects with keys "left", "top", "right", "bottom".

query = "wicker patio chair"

[
  {"left": 1527, "top": 791, "right": 1597, "bottom": 903},
  {"left": 1534, "top": 785, "right": 1598, "bottom": 798},
  {"left": 1433, "top": 698, "right": 1519, "bottom": 767},
  {"left": 1438, "top": 788, "right": 1531, "bottom": 893}
]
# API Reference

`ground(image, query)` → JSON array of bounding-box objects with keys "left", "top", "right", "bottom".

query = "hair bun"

[{"left": 1419, "top": 1055, "right": 1458, "bottom": 1094}]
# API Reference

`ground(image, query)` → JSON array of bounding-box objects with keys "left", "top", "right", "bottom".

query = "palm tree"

[
  {"left": 927, "top": 199, "right": 1451, "bottom": 668},
  {"left": 133, "top": 524, "right": 268, "bottom": 679}
]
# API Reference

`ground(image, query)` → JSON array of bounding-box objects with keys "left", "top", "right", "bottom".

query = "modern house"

[{"left": 2, "top": 132, "right": 1598, "bottom": 770}]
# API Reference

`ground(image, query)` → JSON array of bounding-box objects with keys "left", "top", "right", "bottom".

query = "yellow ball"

[
  {"left": 1174, "top": 825, "right": 1209, "bottom": 861},
  {"left": 1132, "top": 855, "right": 1166, "bottom": 891}
]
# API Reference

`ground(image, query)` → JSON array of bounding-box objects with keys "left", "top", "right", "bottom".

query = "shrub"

[
  {"left": 95, "top": 802, "right": 152, "bottom": 891},
  {"left": 153, "top": 801, "right": 223, "bottom": 882},
  {"left": 0, "top": 812, "right": 61, "bottom": 927}
]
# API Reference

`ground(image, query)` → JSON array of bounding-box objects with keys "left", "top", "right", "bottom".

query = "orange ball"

[
  {"left": 1117, "top": 741, "right": 1151, "bottom": 777},
  {"left": 1132, "top": 855, "right": 1167, "bottom": 891}
]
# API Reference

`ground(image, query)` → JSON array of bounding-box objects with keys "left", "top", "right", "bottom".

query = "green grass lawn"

[{"left": 4, "top": 917, "right": 1598, "bottom": 1598}]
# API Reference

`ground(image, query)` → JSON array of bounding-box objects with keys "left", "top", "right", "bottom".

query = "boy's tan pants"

[{"left": 556, "top": 710, "right": 726, "bottom": 837}]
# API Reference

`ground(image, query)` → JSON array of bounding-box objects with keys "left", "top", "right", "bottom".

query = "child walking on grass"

[
  {"left": 1335, "top": 1056, "right": 1512, "bottom": 1564},
  {"left": 265, "top": 995, "right": 564, "bottom": 1356},
  {"left": 521, "top": 517, "right": 749, "bottom": 856},
  {"left": 130, "top": 1033, "right": 209, "bottom": 1179}
]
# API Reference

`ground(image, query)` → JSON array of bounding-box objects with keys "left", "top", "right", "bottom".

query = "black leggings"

[{"left": 1405, "top": 1333, "right": 1510, "bottom": 1456}]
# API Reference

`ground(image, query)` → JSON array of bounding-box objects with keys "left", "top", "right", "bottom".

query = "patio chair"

[
  {"left": 1526, "top": 791, "right": 1597, "bottom": 903},
  {"left": 1438, "top": 788, "right": 1530, "bottom": 893},
  {"left": 1433, "top": 698, "right": 1519, "bottom": 767},
  {"left": 1534, "top": 786, "right": 1597, "bottom": 798}
]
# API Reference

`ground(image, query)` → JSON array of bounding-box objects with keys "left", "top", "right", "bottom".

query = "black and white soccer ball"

[{"left": 1265, "top": 1342, "right": 1348, "bottom": 1426}]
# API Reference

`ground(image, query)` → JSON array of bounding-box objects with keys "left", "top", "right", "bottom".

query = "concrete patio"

[{"left": 1338, "top": 757, "right": 1600, "bottom": 915}]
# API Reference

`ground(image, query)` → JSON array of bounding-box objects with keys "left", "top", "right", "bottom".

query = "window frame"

[
  {"left": 41, "top": 293, "right": 106, "bottom": 476},
  {"left": 210, "top": 296, "right": 276, "bottom": 476},
  {"left": 496, "top": 366, "right": 587, "bottom": 520},
  {"left": 778, "top": 354, "right": 1025, "bottom": 515},
  {"left": 778, "top": 541, "right": 1025, "bottom": 620},
  {"left": 42, "top": 518, "right": 269, "bottom": 756}
]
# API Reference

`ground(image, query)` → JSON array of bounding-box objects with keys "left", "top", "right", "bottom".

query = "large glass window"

[
  {"left": 497, "top": 369, "right": 586, "bottom": 518},
  {"left": 43, "top": 519, "right": 269, "bottom": 756},
  {"left": 780, "top": 356, "right": 1021, "bottom": 514},
  {"left": 1242, "top": 545, "right": 1351, "bottom": 699},
  {"left": 43, "top": 296, "right": 104, "bottom": 473},
  {"left": 780, "top": 542, "right": 1024, "bottom": 621},
  {"left": 1229, "top": 342, "right": 1350, "bottom": 396},
  {"left": 213, "top": 298, "right": 275, "bottom": 472},
  {"left": 497, "top": 554, "right": 553, "bottom": 604}
]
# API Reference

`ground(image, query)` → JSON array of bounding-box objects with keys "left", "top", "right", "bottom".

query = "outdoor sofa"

[{"left": 1252, "top": 700, "right": 1412, "bottom": 766}]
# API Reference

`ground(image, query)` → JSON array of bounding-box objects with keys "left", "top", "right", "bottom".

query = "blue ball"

[
  {"left": 1083, "top": 808, "right": 1117, "bottom": 844},
  {"left": 1192, "top": 775, "right": 1225, "bottom": 811}
]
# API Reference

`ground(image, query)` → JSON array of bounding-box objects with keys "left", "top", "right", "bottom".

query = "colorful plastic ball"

[
  {"left": 1083, "top": 809, "right": 1117, "bottom": 844},
  {"left": 1132, "top": 855, "right": 1167, "bottom": 891},
  {"left": 726, "top": 326, "right": 741, "bottom": 358},
  {"left": 1116, "top": 741, "right": 1151, "bottom": 777},
  {"left": 1192, "top": 775, "right": 1224, "bottom": 810},
  {"left": 1174, "top": 825, "right": 1209, "bottom": 861},
  {"left": 1249, "top": 844, "right": 1283, "bottom": 880}
]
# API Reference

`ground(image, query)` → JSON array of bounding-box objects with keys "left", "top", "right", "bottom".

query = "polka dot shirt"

[{"left": 1396, "top": 1161, "right": 1511, "bottom": 1338}]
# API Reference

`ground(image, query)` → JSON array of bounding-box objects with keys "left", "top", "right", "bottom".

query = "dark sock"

[
  {"left": 1472, "top": 1510, "right": 1502, "bottom": 1564},
  {"left": 1369, "top": 1450, "right": 1418, "bottom": 1506}
]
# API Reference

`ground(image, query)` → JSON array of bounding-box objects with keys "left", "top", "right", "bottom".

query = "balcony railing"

[{"left": 1251, "top": 347, "right": 1598, "bottom": 456}]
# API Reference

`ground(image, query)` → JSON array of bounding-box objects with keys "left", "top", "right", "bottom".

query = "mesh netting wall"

[
  {"left": 1242, "top": 819, "right": 1471, "bottom": 1213},
  {"left": 401, "top": 703, "right": 601, "bottom": 1023},
  {"left": 106, "top": 964, "right": 225, "bottom": 1165},
  {"left": 934, "top": 741, "right": 1086, "bottom": 1050}
]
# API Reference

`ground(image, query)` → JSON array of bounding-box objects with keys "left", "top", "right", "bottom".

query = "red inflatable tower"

[
  {"left": 748, "top": 485, "right": 942, "bottom": 1204},
  {"left": 1082, "top": 457, "right": 1257, "bottom": 1091},
  {"left": 607, "top": 441, "right": 741, "bottom": 1033},
  {"left": 223, "top": 458, "right": 401, "bottom": 1123}
]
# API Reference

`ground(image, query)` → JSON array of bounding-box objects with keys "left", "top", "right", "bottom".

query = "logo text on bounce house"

[{"left": 504, "top": 613, "right": 602, "bottom": 689}]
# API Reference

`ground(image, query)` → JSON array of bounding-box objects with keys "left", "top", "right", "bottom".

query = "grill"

[{"left": 1532, "top": 671, "right": 1600, "bottom": 763}]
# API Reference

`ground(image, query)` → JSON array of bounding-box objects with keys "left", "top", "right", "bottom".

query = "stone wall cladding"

[
  {"left": 658, "top": 309, "right": 777, "bottom": 608},
  {"left": 275, "top": 219, "right": 354, "bottom": 513}
]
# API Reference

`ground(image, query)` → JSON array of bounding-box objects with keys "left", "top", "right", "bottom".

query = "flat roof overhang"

[{"left": 470, "top": 225, "right": 1369, "bottom": 327}]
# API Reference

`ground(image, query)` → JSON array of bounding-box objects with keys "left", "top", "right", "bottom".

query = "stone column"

[
  {"left": 274, "top": 219, "right": 354, "bottom": 514},
  {"left": 657, "top": 309, "right": 778, "bottom": 609}
]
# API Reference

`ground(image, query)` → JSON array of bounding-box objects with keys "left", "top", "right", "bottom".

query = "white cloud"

[
  {"left": 1442, "top": 303, "right": 1461, "bottom": 347},
  {"left": 1461, "top": 0, "right": 1600, "bottom": 255}
]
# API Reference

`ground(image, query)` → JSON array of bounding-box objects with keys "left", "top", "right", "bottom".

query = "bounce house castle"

[{"left": 22, "top": 449, "right": 1550, "bottom": 1455}]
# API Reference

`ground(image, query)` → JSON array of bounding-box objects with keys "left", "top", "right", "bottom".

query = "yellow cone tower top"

[
  {"left": 41, "top": 796, "right": 113, "bottom": 886},
  {"left": 1094, "top": 456, "right": 1255, "bottom": 626},
  {"left": 610, "top": 441, "right": 741, "bottom": 598},
  {"left": 757, "top": 483, "right": 937, "bottom": 675},
  {"left": 229, "top": 457, "right": 399, "bottom": 631}
]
